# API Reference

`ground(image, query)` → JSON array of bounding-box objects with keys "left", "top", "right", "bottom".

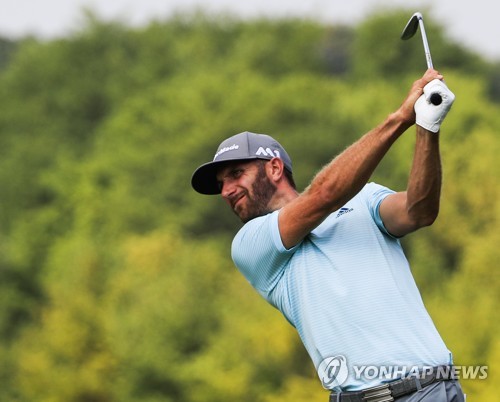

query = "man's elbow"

[
  {"left": 409, "top": 207, "right": 439, "bottom": 229},
  {"left": 418, "top": 214, "right": 438, "bottom": 228}
]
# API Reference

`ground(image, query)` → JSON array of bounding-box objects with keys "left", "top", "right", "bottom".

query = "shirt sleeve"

[
  {"left": 364, "top": 182, "right": 397, "bottom": 237},
  {"left": 231, "top": 210, "right": 298, "bottom": 292}
]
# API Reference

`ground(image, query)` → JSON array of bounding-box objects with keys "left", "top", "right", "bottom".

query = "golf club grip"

[{"left": 430, "top": 92, "right": 442, "bottom": 105}]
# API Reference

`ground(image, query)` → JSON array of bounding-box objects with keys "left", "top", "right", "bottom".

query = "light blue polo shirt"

[{"left": 231, "top": 183, "right": 451, "bottom": 391}]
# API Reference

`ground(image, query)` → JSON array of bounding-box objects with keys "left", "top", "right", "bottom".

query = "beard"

[{"left": 236, "top": 163, "right": 277, "bottom": 223}]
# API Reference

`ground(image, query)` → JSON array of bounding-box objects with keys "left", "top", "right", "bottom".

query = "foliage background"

[{"left": 0, "top": 7, "right": 498, "bottom": 402}]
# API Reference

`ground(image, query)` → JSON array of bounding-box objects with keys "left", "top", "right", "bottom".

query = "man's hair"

[{"left": 284, "top": 169, "right": 297, "bottom": 189}]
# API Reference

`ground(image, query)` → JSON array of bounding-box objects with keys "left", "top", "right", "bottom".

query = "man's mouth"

[{"left": 231, "top": 194, "right": 246, "bottom": 211}]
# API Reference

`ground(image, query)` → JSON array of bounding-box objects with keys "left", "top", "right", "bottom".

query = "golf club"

[{"left": 401, "top": 12, "right": 442, "bottom": 105}]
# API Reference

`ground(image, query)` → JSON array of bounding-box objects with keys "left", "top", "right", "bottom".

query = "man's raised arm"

[
  {"left": 380, "top": 79, "right": 455, "bottom": 237},
  {"left": 278, "top": 69, "right": 448, "bottom": 249}
]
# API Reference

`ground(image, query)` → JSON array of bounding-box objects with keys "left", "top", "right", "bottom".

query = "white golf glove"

[{"left": 415, "top": 79, "right": 455, "bottom": 133}]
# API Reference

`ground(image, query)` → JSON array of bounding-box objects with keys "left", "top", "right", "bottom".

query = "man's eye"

[{"left": 232, "top": 168, "right": 244, "bottom": 177}]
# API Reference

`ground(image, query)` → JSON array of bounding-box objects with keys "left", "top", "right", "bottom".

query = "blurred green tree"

[{"left": 0, "top": 9, "right": 497, "bottom": 401}]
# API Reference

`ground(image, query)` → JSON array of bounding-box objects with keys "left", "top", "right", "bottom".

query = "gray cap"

[{"left": 191, "top": 131, "right": 293, "bottom": 195}]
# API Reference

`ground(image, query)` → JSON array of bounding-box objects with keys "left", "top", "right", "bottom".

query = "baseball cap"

[{"left": 191, "top": 131, "right": 293, "bottom": 195}]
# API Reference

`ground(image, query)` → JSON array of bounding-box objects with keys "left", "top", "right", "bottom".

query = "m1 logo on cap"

[{"left": 256, "top": 147, "right": 281, "bottom": 158}]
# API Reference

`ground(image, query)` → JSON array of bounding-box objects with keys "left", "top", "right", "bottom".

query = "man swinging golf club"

[{"left": 192, "top": 68, "right": 463, "bottom": 401}]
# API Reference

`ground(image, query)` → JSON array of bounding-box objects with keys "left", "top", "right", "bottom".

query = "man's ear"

[{"left": 267, "top": 157, "right": 285, "bottom": 182}]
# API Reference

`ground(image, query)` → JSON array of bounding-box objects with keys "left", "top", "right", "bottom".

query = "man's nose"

[{"left": 220, "top": 180, "right": 236, "bottom": 199}]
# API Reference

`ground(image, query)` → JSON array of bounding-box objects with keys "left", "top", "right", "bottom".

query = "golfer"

[{"left": 192, "top": 69, "right": 464, "bottom": 401}]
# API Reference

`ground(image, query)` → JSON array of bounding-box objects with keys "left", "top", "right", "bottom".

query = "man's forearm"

[{"left": 406, "top": 125, "right": 442, "bottom": 226}]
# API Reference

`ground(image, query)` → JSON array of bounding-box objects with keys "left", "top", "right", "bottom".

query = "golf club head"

[{"left": 401, "top": 12, "right": 423, "bottom": 40}]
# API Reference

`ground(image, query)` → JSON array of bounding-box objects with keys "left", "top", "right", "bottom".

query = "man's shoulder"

[
  {"left": 362, "top": 181, "right": 392, "bottom": 193},
  {"left": 234, "top": 210, "right": 276, "bottom": 237},
  {"left": 231, "top": 210, "right": 295, "bottom": 293},
  {"left": 232, "top": 210, "right": 281, "bottom": 252},
  {"left": 358, "top": 182, "right": 396, "bottom": 205}
]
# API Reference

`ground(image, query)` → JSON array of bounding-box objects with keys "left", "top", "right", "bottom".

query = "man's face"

[{"left": 216, "top": 160, "right": 277, "bottom": 223}]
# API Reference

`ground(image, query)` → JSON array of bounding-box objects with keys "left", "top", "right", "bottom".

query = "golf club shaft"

[
  {"left": 417, "top": 18, "right": 433, "bottom": 69},
  {"left": 417, "top": 17, "right": 442, "bottom": 105}
]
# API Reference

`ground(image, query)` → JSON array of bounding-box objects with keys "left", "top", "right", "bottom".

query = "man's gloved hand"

[{"left": 415, "top": 79, "right": 455, "bottom": 133}]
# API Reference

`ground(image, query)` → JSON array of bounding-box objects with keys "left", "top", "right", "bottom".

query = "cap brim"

[{"left": 191, "top": 157, "right": 261, "bottom": 195}]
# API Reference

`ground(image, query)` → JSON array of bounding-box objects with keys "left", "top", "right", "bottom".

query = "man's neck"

[{"left": 268, "top": 188, "right": 299, "bottom": 212}]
